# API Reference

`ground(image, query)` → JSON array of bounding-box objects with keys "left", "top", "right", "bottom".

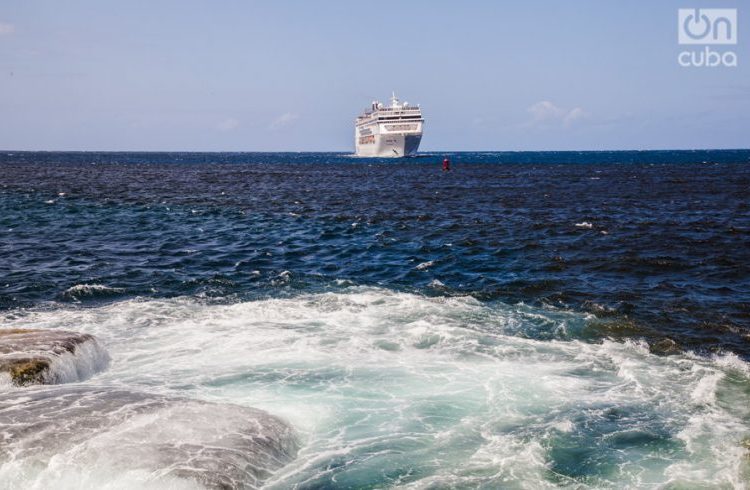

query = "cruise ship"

[{"left": 355, "top": 93, "right": 423, "bottom": 157}]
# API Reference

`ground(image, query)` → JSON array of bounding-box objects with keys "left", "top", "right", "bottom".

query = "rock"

[
  {"left": 649, "top": 338, "right": 682, "bottom": 355},
  {"left": 0, "top": 386, "right": 299, "bottom": 489},
  {"left": 5, "top": 358, "right": 50, "bottom": 386},
  {"left": 0, "top": 328, "right": 110, "bottom": 386}
]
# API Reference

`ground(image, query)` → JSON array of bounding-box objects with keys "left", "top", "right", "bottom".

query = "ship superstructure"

[{"left": 355, "top": 93, "right": 423, "bottom": 157}]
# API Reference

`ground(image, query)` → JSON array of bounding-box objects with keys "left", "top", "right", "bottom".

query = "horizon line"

[{"left": 2, "top": 148, "right": 749, "bottom": 154}]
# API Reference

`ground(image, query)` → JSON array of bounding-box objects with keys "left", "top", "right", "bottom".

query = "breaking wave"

[
  {"left": 3, "top": 287, "right": 750, "bottom": 488},
  {"left": 60, "top": 284, "right": 126, "bottom": 302}
]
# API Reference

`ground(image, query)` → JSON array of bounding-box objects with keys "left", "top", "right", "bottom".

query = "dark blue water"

[
  {"left": 2, "top": 150, "right": 750, "bottom": 488},
  {"left": 1, "top": 150, "right": 749, "bottom": 356}
]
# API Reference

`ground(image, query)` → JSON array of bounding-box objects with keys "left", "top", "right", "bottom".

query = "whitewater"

[{"left": 2, "top": 287, "right": 749, "bottom": 489}]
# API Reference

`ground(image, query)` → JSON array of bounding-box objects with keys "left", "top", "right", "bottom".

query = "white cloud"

[
  {"left": 216, "top": 117, "right": 240, "bottom": 131},
  {"left": 0, "top": 23, "right": 15, "bottom": 36},
  {"left": 525, "top": 100, "right": 589, "bottom": 128},
  {"left": 528, "top": 100, "right": 565, "bottom": 122},
  {"left": 562, "top": 107, "right": 588, "bottom": 127},
  {"left": 269, "top": 112, "right": 299, "bottom": 130}
]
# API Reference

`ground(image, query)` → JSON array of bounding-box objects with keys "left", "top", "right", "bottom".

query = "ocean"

[{"left": 1, "top": 150, "right": 749, "bottom": 488}]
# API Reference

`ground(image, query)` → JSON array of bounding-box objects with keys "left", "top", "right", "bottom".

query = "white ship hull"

[
  {"left": 354, "top": 93, "right": 424, "bottom": 158},
  {"left": 355, "top": 127, "right": 423, "bottom": 157}
]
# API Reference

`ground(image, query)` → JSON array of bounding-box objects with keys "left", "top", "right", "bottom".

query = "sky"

[{"left": 0, "top": 1, "right": 748, "bottom": 151}]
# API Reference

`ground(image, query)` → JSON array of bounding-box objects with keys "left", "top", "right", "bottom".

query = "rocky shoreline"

[
  {"left": 0, "top": 327, "right": 299, "bottom": 489},
  {"left": 0, "top": 328, "right": 109, "bottom": 386}
]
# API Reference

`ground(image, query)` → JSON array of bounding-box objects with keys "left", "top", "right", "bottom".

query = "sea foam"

[{"left": 2, "top": 287, "right": 749, "bottom": 488}]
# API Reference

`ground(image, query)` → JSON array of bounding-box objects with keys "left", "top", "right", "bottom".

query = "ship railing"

[{"left": 376, "top": 107, "right": 421, "bottom": 112}]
